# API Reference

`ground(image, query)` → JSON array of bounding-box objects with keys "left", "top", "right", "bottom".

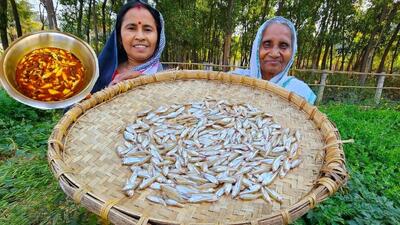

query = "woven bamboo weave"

[{"left": 48, "top": 70, "right": 348, "bottom": 225}]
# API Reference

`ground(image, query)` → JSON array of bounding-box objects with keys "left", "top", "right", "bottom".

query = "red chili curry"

[{"left": 15, "top": 47, "right": 85, "bottom": 101}]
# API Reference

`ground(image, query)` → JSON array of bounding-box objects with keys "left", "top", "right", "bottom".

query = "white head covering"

[
  {"left": 231, "top": 16, "right": 316, "bottom": 104},
  {"left": 249, "top": 16, "right": 297, "bottom": 84}
]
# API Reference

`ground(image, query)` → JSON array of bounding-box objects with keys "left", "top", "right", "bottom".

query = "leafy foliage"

[
  {"left": 294, "top": 104, "right": 400, "bottom": 225},
  {"left": 6, "top": 0, "right": 41, "bottom": 38}
]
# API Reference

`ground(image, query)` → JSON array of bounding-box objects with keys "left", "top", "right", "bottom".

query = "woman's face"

[
  {"left": 120, "top": 7, "right": 158, "bottom": 66},
  {"left": 258, "top": 23, "right": 292, "bottom": 80}
]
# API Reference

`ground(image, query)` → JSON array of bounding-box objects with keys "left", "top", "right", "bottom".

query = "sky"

[{"left": 28, "top": 0, "right": 41, "bottom": 13}]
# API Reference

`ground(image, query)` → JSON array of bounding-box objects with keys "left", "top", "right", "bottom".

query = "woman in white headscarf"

[{"left": 232, "top": 16, "right": 316, "bottom": 104}]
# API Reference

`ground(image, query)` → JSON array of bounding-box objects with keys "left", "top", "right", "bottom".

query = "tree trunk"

[
  {"left": 39, "top": 3, "right": 45, "bottom": 30},
  {"left": 93, "top": 0, "right": 99, "bottom": 53},
  {"left": 354, "top": 46, "right": 367, "bottom": 71},
  {"left": 311, "top": 7, "right": 330, "bottom": 69},
  {"left": 206, "top": 6, "right": 214, "bottom": 63},
  {"left": 240, "top": 20, "right": 249, "bottom": 66},
  {"left": 222, "top": 32, "right": 232, "bottom": 67},
  {"left": 304, "top": 53, "right": 311, "bottom": 69},
  {"left": 216, "top": 31, "right": 222, "bottom": 65},
  {"left": 334, "top": 56, "right": 341, "bottom": 71},
  {"left": 200, "top": 15, "right": 206, "bottom": 62},
  {"left": 261, "top": 0, "right": 270, "bottom": 21},
  {"left": 312, "top": 47, "right": 323, "bottom": 69},
  {"left": 77, "top": 0, "right": 84, "bottom": 37},
  {"left": 40, "top": 0, "right": 58, "bottom": 29},
  {"left": 86, "top": 0, "right": 93, "bottom": 43},
  {"left": 208, "top": 20, "right": 216, "bottom": 63},
  {"left": 222, "top": 0, "right": 234, "bottom": 70},
  {"left": 320, "top": 43, "right": 330, "bottom": 70},
  {"left": 346, "top": 50, "right": 355, "bottom": 71},
  {"left": 9, "top": 0, "right": 22, "bottom": 37},
  {"left": 369, "top": 50, "right": 376, "bottom": 72},
  {"left": 276, "top": 1, "right": 284, "bottom": 16},
  {"left": 109, "top": 0, "right": 116, "bottom": 31},
  {"left": 0, "top": 0, "right": 8, "bottom": 49},
  {"left": 340, "top": 12, "right": 345, "bottom": 71},
  {"left": 375, "top": 3, "right": 399, "bottom": 50},
  {"left": 390, "top": 39, "right": 399, "bottom": 74},
  {"left": 101, "top": 0, "right": 108, "bottom": 43},
  {"left": 296, "top": 46, "right": 303, "bottom": 68},
  {"left": 341, "top": 29, "right": 358, "bottom": 70},
  {"left": 329, "top": 10, "right": 339, "bottom": 71},
  {"left": 338, "top": 55, "right": 344, "bottom": 71},
  {"left": 329, "top": 43, "right": 333, "bottom": 70},
  {"left": 359, "top": 3, "right": 396, "bottom": 85},
  {"left": 377, "top": 23, "right": 400, "bottom": 73}
]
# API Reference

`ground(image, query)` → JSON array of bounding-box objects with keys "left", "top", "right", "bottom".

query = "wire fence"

[
  {"left": 162, "top": 62, "right": 400, "bottom": 105},
  {"left": 1, "top": 62, "right": 397, "bottom": 105}
]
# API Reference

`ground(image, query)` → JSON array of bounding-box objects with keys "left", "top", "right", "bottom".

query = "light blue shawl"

[{"left": 232, "top": 16, "right": 316, "bottom": 104}]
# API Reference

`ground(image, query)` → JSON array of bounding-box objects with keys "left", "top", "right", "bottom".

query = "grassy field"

[{"left": 0, "top": 89, "right": 399, "bottom": 225}]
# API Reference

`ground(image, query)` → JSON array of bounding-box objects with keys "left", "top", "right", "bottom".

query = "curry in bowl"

[
  {"left": 16, "top": 47, "right": 86, "bottom": 102},
  {"left": 0, "top": 31, "right": 98, "bottom": 109}
]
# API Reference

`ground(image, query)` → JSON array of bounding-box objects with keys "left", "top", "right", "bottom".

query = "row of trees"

[
  {"left": 1, "top": 0, "right": 399, "bottom": 82},
  {"left": 0, "top": 0, "right": 59, "bottom": 51}
]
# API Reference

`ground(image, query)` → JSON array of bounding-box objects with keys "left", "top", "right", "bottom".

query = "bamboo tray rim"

[{"left": 48, "top": 70, "right": 348, "bottom": 225}]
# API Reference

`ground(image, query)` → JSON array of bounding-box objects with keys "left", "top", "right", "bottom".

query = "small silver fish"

[
  {"left": 239, "top": 193, "right": 261, "bottom": 200},
  {"left": 146, "top": 195, "right": 166, "bottom": 206},
  {"left": 165, "top": 198, "right": 184, "bottom": 207},
  {"left": 188, "top": 194, "right": 218, "bottom": 203},
  {"left": 265, "top": 187, "right": 283, "bottom": 203},
  {"left": 160, "top": 185, "right": 185, "bottom": 203},
  {"left": 231, "top": 175, "right": 243, "bottom": 198}
]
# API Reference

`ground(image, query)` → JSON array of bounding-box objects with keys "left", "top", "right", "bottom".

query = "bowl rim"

[{"left": 0, "top": 30, "right": 99, "bottom": 110}]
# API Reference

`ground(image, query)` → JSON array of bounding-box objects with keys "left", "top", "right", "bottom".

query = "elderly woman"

[
  {"left": 233, "top": 16, "right": 316, "bottom": 104},
  {"left": 91, "top": 0, "right": 165, "bottom": 93}
]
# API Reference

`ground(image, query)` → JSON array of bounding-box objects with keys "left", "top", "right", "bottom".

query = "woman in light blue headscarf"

[
  {"left": 92, "top": 0, "right": 165, "bottom": 93},
  {"left": 232, "top": 16, "right": 316, "bottom": 104}
]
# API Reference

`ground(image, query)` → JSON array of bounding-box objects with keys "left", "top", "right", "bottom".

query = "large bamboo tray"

[{"left": 48, "top": 70, "right": 348, "bottom": 225}]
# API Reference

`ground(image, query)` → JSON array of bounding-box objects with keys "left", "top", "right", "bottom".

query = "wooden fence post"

[
  {"left": 374, "top": 72, "right": 386, "bottom": 105},
  {"left": 316, "top": 71, "right": 328, "bottom": 105}
]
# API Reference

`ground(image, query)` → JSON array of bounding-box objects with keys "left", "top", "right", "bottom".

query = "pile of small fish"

[{"left": 116, "top": 98, "right": 302, "bottom": 207}]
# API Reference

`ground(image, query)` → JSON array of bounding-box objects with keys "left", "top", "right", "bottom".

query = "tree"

[
  {"left": 86, "top": 0, "right": 92, "bottom": 43},
  {"left": 77, "top": 0, "right": 84, "bottom": 37},
  {"left": 9, "top": 0, "right": 22, "bottom": 37},
  {"left": 0, "top": 0, "right": 8, "bottom": 49},
  {"left": 358, "top": 1, "right": 398, "bottom": 85},
  {"left": 222, "top": 0, "right": 235, "bottom": 69},
  {"left": 101, "top": 0, "right": 108, "bottom": 43},
  {"left": 43, "top": 0, "right": 399, "bottom": 74},
  {"left": 40, "top": 0, "right": 58, "bottom": 29},
  {"left": 93, "top": 0, "right": 99, "bottom": 53},
  {"left": 377, "top": 22, "right": 400, "bottom": 73},
  {"left": 389, "top": 39, "right": 399, "bottom": 73}
]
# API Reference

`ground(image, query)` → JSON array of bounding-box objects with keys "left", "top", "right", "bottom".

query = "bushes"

[{"left": 0, "top": 90, "right": 399, "bottom": 224}]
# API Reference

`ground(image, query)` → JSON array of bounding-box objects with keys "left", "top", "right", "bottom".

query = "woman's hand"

[{"left": 108, "top": 71, "right": 142, "bottom": 86}]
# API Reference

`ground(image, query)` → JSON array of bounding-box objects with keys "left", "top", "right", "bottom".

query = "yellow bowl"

[{"left": 0, "top": 30, "right": 99, "bottom": 109}]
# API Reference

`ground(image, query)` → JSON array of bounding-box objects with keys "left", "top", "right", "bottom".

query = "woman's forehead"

[
  {"left": 122, "top": 7, "right": 156, "bottom": 25},
  {"left": 262, "top": 23, "right": 292, "bottom": 41}
]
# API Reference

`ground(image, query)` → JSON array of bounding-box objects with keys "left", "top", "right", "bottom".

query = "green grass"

[
  {"left": 0, "top": 90, "right": 97, "bottom": 224},
  {"left": 294, "top": 104, "right": 400, "bottom": 225},
  {"left": 0, "top": 89, "right": 399, "bottom": 224}
]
